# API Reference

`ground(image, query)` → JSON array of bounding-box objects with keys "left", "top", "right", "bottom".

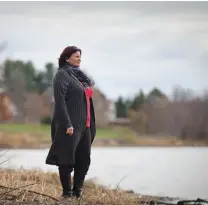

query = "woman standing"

[{"left": 46, "top": 46, "right": 96, "bottom": 198}]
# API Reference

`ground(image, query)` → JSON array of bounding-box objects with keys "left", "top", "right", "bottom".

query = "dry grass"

[
  {"left": 125, "top": 135, "right": 208, "bottom": 147},
  {"left": 95, "top": 135, "right": 208, "bottom": 147},
  {"left": 0, "top": 169, "right": 59, "bottom": 203},
  {"left": 0, "top": 132, "right": 41, "bottom": 149},
  {"left": 0, "top": 169, "right": 155, "bottom": 205}
]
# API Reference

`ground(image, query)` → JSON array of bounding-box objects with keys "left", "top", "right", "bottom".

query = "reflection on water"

[{"left": 1, "top": 147, "right": 208, "bottom": 199}]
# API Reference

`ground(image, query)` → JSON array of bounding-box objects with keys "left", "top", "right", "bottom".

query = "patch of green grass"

[
  {"left": 96, "top": 127, "right": 129, "bottom": 139},
  {"left": 0, "top": 123, "right": 49, "bottom": 133},
  {"left": 0, "top": 124, "right": 136, "bottom": 140}
]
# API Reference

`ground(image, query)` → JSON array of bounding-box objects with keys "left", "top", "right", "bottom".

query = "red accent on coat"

[{"left": 84, "top": 87, "right": 93, "bottom": 127}]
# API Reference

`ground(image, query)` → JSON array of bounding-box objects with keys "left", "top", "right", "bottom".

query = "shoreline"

[{"left": 0, "top": 138, "right": 208, "bottom": 149}]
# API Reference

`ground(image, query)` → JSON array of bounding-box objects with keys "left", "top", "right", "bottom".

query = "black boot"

[
  {"left": 59, "top": 165, "right": 73, "bottom": 198},
  {"left": 62, "top": 189, "right": 73, "bottom": 198},
  {"left": 61, "top": 173, "right": 73, "bottom": 198},
  {"left": 73, "top": 172, "right": 86, "bottom": 198}
]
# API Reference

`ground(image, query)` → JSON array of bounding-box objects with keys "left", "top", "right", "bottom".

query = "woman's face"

[{"left": 66, "top": 51, "right": 81, "bottom": 67}]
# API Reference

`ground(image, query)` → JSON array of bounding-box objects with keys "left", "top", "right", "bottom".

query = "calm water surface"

[{"left": 1, "top": 147, "right": 208, "bottom": 199}]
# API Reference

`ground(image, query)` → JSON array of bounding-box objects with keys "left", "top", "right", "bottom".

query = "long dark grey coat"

[{"left": 45, "top": 65, "right": 96, "bottom": 166}]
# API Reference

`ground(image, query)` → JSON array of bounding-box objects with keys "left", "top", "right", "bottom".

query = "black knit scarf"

[{"left": 61, "top": 62, "right": 95, "bottom": 88}]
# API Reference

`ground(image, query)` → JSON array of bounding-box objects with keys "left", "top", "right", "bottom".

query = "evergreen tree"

[
  {"left": 2, "top": 59, "right": 56, "bottom": 94},
  {"left": 115, "top": 96, "right": 127, "bottom": 118},
  {"left": 130, "top": 89, "right": 146, "bottom": 110}
]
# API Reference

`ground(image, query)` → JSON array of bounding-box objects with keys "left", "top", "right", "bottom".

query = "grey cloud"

[
  {"left": 133, "top": 2, "right": 208, "bottom": 15},
  {"left": 1, "top": 2, "right": 208, "bottom": 16},
  {"left": 0, "top": 1, "right": 208, "bottom": 99},
  {"left": 150, "top": 36, "right": 203, "bottom": 60}
]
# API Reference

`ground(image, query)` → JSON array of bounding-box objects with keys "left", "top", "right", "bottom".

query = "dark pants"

[{"left": 58, "top": 127, "right": 91, "bottom": 191}]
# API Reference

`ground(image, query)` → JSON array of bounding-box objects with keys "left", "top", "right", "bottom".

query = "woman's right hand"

[{"left": 66, "top": 127, "right": 73, "bottom": 136}]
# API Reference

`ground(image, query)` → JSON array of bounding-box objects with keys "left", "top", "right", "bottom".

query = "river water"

[{"left": 1, "top": 147, "right": 207, "bottom": 199}]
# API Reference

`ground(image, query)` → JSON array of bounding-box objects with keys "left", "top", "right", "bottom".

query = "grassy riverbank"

[
  {"left": 0, "top": 124, "right": 208, "bottom": 149},
  {"left": 0, "top": 124, "right": 137, "bottom": 148},
  {"left": 0, "top": 168, "right": 174, "bottom": 205}
]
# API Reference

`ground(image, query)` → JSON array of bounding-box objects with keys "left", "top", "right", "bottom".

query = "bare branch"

[{"left": 0, "top": 183, "right": 38, "bottom": 198}]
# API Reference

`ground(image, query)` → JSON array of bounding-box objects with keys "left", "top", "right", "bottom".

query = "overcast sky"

[{"left": 0, "top": 1, "right": 208, "bottom": 100}]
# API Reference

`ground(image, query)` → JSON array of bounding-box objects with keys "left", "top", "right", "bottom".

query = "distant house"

[
  {"left": 107, "top": 100, "right": 117, "bottom": 122},
  {"left": 92, "top": 88, "right": 110, "bottom": 127},
  {"left": 0, "top": 90, "right": 53, "bottom": 124},
  {"left": 0, "top": 66, "right": 19, "bottom": 122},
  {"left": 146, "top": 88, "right": 170, "bottom": 108},
  {"left": 0, "top": 87, "right": 18, "bottom": 122},
  {"left": 23, "top": 93, "right": 52, "bottom": 123}
]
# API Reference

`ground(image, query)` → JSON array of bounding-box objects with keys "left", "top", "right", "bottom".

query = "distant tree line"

[
  {"left": 115, "top": 85, "right": 208, "bottom": 141},
  {"left": 2, "top": 59, "right": 56, "bottom": 95},
  {"left": 115, "top": 88, "right": 164, "bottom": 118}
]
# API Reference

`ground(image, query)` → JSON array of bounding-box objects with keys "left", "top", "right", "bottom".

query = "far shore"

[
  {"left": 1, "top": 139, "right": 208, "bottom": 149},
  {"left": 0, "top": 124, "right": 208, "bottom": 149},
  {"left": 1, "top": 136, "right": 208, "bottom": 149}
]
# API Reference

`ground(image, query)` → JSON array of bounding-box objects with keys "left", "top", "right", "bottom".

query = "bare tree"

[
  {"left": 5, "top": 68, "right": 27, "bottom": 122},
  {"left": 172, "top": 85, "right": 195, "bottom": 102},
  {"left": 129, "top": 91, "right": 208, "bottom": 141},
  {"left": 0, "top": 41, "right": 7, "bottom": 82}
]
